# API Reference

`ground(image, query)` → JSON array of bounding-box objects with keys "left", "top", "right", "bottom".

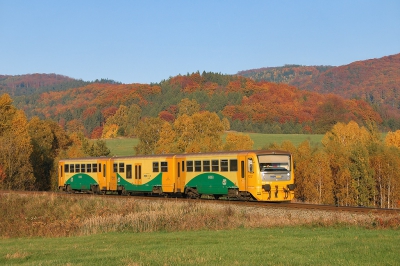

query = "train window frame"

[
  {"left": 161, "top": 162, "right": 168, "bottom": 172},
  {"left": 75, "top": 164, "right": 80, "bottom": 173},
  {"left": 203, "top": 160, "right": 210, "bottom": 172},
  {"left": 126, "top": 164, "right": 132, "bottom": 179},
  {"left": 230, "top": 159, "right": 238, "bottom": 172},
  {"left": 113, "top": 163, "right": 118, "bottom": 173},
  {"left": 212, "top": 160, "right": 219, "bottom": 171},
  {"left": 119, "top": 163, "right": 125, "bottom": 173},
  {"left": 153, "top": 162, "right": 159, "bottom": 172},
  {"left": 187, "top": 161, "right": 193, "bottom": 172},
  {"left": 92, "top": 163, "right": 98, "bottom": 173},
  {"left": 64, "top": 164, "right": 69, "bottom": 173},
  {"left": 248, "top": 158, "right": 253, "bottom": 173},
  {"left": 135, "top": 165, "right": 142, "bottom": 179},
  {"left": 87, "top": 164, "right": 92, "bottom": 173},
  {"left": 70, "top": 164, "right": 75, "bottom": 173},
  {"left": 221, "top": 160, "right": 228, "bottom": 172},
  {"left": 195, "top": 161, "right": 201, "bottom": 172},
  {"left": 81, "top": 164, "right": 86, "bottom": 173}
]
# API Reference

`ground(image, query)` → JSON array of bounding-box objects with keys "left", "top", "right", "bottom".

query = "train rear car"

[{"left": 58, "top": 157, "right": 112, "bottom": 193}]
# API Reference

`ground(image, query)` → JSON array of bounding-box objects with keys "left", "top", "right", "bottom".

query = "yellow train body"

[{"left": 58, "top": 150, "right": 295, "bottom": 202}]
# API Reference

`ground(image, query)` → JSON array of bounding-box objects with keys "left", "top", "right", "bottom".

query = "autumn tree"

[
  {"left": 370, "top": 145, "right": 400, "bottom": 208},
  {"left": 28, "top": 117, "right": 71, "bottom": 190},
  {"left": 322, "top": 121, "right": 376, "bottom": 206},
  {"left": 223, "top": 132, "right": 254, "bottom": 151},
  {"left": 102, "top": 104, "right": 141, "bottom": 138},
  {"left": 134, "top": 117, "right": 164, "bottom": 155},
  {"left": 384, "top": 130, "right": 400, "bottom": 148},
  {"left": 177, "top": 98, "right": 200, "bottom": 117},
  {"left": 0, "top": 98, "right": 35, "bottom": 190}
]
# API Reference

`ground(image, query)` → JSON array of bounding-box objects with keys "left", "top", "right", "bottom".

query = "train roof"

[{"left": 58, "top": 150, "right": 291, "bottom": 162}]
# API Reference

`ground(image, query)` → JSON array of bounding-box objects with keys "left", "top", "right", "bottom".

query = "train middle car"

[{"left": 58, "top": 150, "right": 295, "bottom": 201}]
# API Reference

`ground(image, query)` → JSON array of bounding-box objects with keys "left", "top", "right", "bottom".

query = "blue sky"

[{"left": 1, "top": 0, "right": 399, "bottom": 84}]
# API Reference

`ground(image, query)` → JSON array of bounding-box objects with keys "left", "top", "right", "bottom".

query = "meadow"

[
  {"left": 1, "top": 193, "right": 399, "bottom": 265},
  {"left": 105, "top": 133, "right": 324, "bottom": 156}
]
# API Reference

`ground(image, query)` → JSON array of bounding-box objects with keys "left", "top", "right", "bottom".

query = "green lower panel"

[
  {"left": 186, "top": 173, "right": 237, "bottom": 195},
  {"left": 66, "top": 173, "right": 97, "bottom": 190},
  {"left": 117, "top": 173, "right": 162, "bottom": 192}
]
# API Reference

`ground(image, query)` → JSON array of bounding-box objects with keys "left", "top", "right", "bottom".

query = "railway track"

[{"left": 2, "top": 190, "right": 399, "bottom": 215}]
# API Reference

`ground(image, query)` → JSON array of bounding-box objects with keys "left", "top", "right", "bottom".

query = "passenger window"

[
  {"left": 212, "top": 160, "right": 219, "bottom": 171},
  {"left": 195, "top": 161, "right": 201, "bottom": 172},
  {"left": 87, "top": 164, "right": 91, "bottom": 173},
  {"left": 161, "top": 162, "right": 168, "bottom": 172},
  {"left": 81, "top": 164, "right": 85, "bottom": 173},
  {"left": 203, "top": 160, "right": 210, "bottom": 172},
  {"left": 113, "top": 163, "right": 118, "bottom": 173},
  {"left": 92, "top": 163, "right": 97, "bottom": 173},
  {"left": 119, "top": 163, "right": 124, "bottom": 173},
  {"left": 230, "top": 159, "right": 238, "bottom": 171},
  {"left": 70, "top": 164, "right": 75, "bottom": 173},
  {"left": 221, "top": 160, "right": 228, "bottom": 172},
  {"left": 75, "top": 164, "right": 80, "bottom": 173},
  {"left": 187, "top": 161, "right": 193, "bottom": 172},
  {"left": 126, "top": 165, "right": 132, "bottom": 179},
  {"left": 153, "top": 162, "right": 159, "bottom": 172},
  {"left": 64, "top": 164, "right": 69, "bottom": 173}
]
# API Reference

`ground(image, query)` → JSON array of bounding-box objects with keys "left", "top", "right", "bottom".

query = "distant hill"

[
  {"left": 1, "top": 54, "right": 399, "bottom": 137},
  {"left": 238, "top": 53, "right": 400, "bottom": 127}
]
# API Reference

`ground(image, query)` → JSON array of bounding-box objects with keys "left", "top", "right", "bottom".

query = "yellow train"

[{"left": 58, "top": 150, "right": 295, "bottom": 201}]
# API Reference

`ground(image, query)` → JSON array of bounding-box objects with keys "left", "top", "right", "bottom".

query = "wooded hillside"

[
  {"left": 1, "top": 72, "right": 382, "bottom": 137},
  {"left": 238, "top": 53, "right": 400, "bottom": 129}
]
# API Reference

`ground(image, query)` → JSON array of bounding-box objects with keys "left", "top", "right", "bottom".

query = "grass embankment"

[{"left": 1, "top": 193, "right": 399, "bottom": 265}]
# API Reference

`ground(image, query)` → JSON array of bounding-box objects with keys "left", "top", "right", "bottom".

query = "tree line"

[
  {"left": 0, "top": 94, "right": 110, "bottom": 191},
  {"left": 1, "top": 92, "right": 399, "bottom": 208}
]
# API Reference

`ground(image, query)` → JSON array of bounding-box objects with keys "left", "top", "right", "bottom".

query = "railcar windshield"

[{"left": 258, "top": 155, "right": 290, "bottom": 172}]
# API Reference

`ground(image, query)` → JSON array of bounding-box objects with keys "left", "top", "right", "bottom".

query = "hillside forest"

[{"left": 0, "top": 54, "right": 399, "bottom": 208}]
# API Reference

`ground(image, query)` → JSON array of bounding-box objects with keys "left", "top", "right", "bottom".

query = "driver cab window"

[{"left": 247, "top": 158, "right": 253, "bottom": 173}]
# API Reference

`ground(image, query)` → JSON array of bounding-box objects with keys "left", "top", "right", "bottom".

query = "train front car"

[{"left": 248, "top": 150, "right": 295, "bottom": 201}]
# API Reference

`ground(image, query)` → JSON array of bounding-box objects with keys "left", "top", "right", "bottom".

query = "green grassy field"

[
  {"left": 1, "top": 227, "right": 399, "bottom": 265},
  {"left": 105, "top": 134, "right": 324, "bottom": 156}
]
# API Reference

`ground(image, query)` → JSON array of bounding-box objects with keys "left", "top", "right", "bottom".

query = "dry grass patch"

[{"left": 1, "top": 192, "right": 398, "bottom": 238}]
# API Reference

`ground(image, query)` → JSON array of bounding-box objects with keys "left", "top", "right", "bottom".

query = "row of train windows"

[
  {"left": 64, "top": 163, "right": 100, "bottom": 173},
  {"left": 154, "top": 159, "right": 237, "bottom": 173},
  {"left": 64, "top": 159, "right": 238, "bottom": 174}
]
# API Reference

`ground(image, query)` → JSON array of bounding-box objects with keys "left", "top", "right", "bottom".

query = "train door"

[
  {"left": 97, "top": 158, "right": 108, "bottom": 191},
  {"left": 58, "top": 161, "right": 65, "bottom": 189},
  {"left": 237, "top": 155, "right": 247, "bottom": 191},
  {"left": 176, "top": 157, "right": 186, "bottom": 193},
  {"left": 109, "top": 159, "right": 117, "bottom": 191},
  {"left": 134, "top": 163, "right": 142, "bottom": 186}
]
